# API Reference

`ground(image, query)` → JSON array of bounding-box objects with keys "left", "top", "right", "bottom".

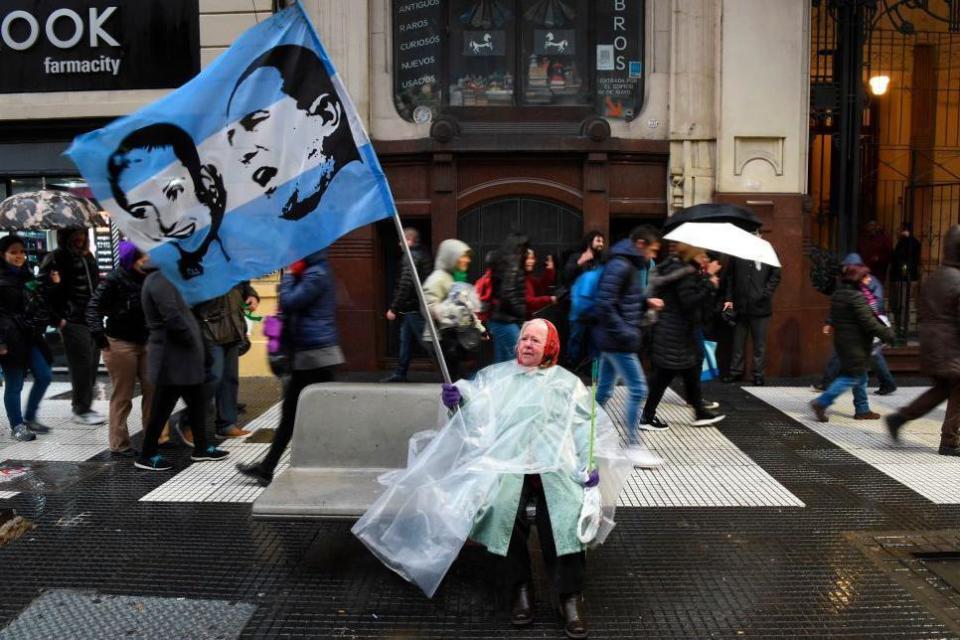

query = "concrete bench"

[{"left": 251, "top": 383, "right": 440, "bottom": 520}]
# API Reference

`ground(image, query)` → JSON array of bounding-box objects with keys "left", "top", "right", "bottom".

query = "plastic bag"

[
  {"left": 577, "top": 484, "right": 601, "bottom": 544},
  {"left": 352, "top": 361, "right": 636, "bottom": 597}
]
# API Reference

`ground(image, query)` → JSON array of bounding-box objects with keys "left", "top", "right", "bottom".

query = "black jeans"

[
  {"left": 642, "top": 365, "right": 703, "bottom": 421},
  {"left": 504, "top": 474, "right": 585, "bottom": 596},
  {"left": 141, "top": 384, "right": 208, "bottom": 459},
  {"left": 260, "top": 366, "right": 335, "bottom": 473},
  {"left": 729, "top": 315, "right": 770, "bottom": 378},
  {"left": 60, "top": 322, "right": 100, "bottom": 415}
]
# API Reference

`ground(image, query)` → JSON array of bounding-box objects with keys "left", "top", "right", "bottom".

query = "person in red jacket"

[{"left": 524, "top": 249, "right": 556, "bottom": 318}]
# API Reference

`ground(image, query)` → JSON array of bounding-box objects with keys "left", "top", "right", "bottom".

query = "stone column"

[
  {"left": 668, "top": 0, "right": 718, "bottom": 211},
  {"left": 714, "top": 0, "right": 821, "bottom": 377}
]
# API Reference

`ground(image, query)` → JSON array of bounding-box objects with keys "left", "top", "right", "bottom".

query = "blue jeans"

[
  {"left": 817, "top": 373, "right": 869, "bottom": 415},
  {"left": 1, "top": 346, "right": 53, "bottom": 427},
  {"left": 395, "top": 311, "right": 426, "bottom": 378},
  {"left": 595, "top": 352, "right": 648, "bottom": 444},
  {"left": 821, "top": 351, "right": 896, "bottom": 390},
  {"left": 487, "top": 320, "right": 521, "bottom": 364},
  {"left": 210, "top": 342, "right": 240, "bottom": 433},
  {"left": 566, "top": 321, "right": 594, "bottom": 365}
]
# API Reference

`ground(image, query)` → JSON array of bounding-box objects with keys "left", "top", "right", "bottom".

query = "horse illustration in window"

[
  {"left": 469, "top": 33, "right": 495, "bottom": 54},
  {"left": 544, "top": 32, "right": 569, "bottom": 54}
]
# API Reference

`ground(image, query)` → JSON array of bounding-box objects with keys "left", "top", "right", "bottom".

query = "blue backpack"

[{"left": 569, "top": 266, "right": 604, "bottom": 322}]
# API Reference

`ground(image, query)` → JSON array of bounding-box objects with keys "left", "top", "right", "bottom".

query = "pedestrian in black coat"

[
  {"left": 135, "top": 271, "right": 229, "bottom": 471},
  {"left": 382, "top": 227, "right": 432, "bottom": 382},
  {"left": 39, "top": 228, "right": 104, "bottom": 425},
  {"left": 642, "top": 244, "right": 725, "bottom": 428},
  {"left": 0, "top": 235, "right": 54, "bottom": 442},
  {"left": 722, "top": 256, "right": 781, "bottom": 385}
]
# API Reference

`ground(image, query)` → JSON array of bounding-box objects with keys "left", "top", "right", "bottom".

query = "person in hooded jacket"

[
  {"left": 810, "top": 264, "right": 894, "bottom": 423},
  {"left": 886, "top": 225, "right": 960, "bottom": 456},
  {"left": 39, "top": 228, "right": 104, "bottom": 426},
  {"left": 420, "top": 238, "right": 482, "bottom": 379},
  {"left": 640, "top": 242, "right": 725, "bottom": 429},
  {"left": 86, "top": 241, "right": 152, "bottom": 457},
  {"left": 0, "top": 235, "right": 54, "bottom": 442},
  {"left": 488, "top": 234, "right": 529, "bottom": 363},
  {"left": 237, "top": 250, "right": 344, "bottom": 485},
  {"left": 594, "top": 227, "right": 664, "bottom": 444}
]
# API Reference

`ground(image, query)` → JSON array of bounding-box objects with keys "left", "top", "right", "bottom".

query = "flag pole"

[{"left": 391, "top": 211, "right": 452, "bottom": 385}]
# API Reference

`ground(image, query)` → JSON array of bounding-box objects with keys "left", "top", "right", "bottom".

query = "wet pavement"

[{"left": 0, "top": 376, "right": 958, "bottom": 639}]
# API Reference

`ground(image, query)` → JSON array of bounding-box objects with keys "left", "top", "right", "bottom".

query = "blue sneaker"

[
  {"left": 191, "top": 446, "right": 230, "bottom": 462},
  {"left": 134, "top": 455, "right": 173, "bottom": 471}
]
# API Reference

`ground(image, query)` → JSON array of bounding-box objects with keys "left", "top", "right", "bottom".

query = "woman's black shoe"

[
  {"left": 558, "top": 593, "right": 588, "bottom": 639},
  {"left": 510, "top": 582, "right": 533, "bottom": 627},
  {"left": 236, "top": 462, "right": 273, "bottom": 486}
]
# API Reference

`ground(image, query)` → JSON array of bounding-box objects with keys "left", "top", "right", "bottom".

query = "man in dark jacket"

[
  {"left": 86, "top": 241, "right": 151, "bottom": 456},
  {"left": 810, "top": 264, "right": 894, "bottom": 423},
  {"left": 137, "top": 270, "right": 229, "bottom": 471},
  {"left": 39, "top": 228, "right": 103, "bottom": 425},
  {"left": 382, "top": 227, "right": 432, "bottom": 382},
  {"left": 641, "top": 243, "right": 725, "bottom": 429},
  {"left": 886, "top": 225, "right": 960, "bottom": 456},
  {"left": 722, "top": 255, "right": 781, "bottom": 385},
  {"left": 594, "top": 227, "right": 664, "bottom": 444},
  {"left": 890, "top": 222, "right": 922, "bottom": 340},
  {"left": 562, "top": 230, "right": 605, "bottom": 286},
  {"left": 238, "top": 250, "right": 343, "bottom": 485}
]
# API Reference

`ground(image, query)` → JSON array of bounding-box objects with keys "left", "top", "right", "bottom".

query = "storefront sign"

[
  {"left": 393, "top": 0, "right": 444, "bottom": 122},
  {"left": 594, "top": 0, "right": 644, "bottom": 120},
  {"left": 0, "top": 0, "right": 199, "bottom": 94}
]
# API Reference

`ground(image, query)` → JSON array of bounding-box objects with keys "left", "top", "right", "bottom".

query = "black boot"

[
  {"left": 885, "top": 413, "right": 907, "bottom": 441},
  {"left": 559, "top": 593, "right": 588, "bottom": 639},
  {"left": 236, "top": 462, "right": 273, "bottom": 486},
  {"left": 938, "top": 445, "right": 960, "bottom": 457},
  {"left": 510, "top": 582, "right": 533, "bottom": 627}
]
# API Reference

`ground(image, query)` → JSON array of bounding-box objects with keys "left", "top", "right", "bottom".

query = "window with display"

[{"left": 393, "top": 0, "right": 644, "bottom": 122}]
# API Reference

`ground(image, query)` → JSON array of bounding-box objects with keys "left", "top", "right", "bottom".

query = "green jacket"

[
  {"left": 831, "top": 282, "right": 893, "bottom": 375},
  {"left": 464, "top": 365, "right": 591, "bottom": 557}
]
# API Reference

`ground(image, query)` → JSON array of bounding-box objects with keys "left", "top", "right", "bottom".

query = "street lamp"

[{"left": 869, "top": 74, "right": 890, "bottom": 95}]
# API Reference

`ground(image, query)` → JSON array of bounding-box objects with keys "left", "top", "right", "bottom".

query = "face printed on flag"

[
  {"left": 67, "top": 3, "right": 394, "bottom": 304},
  {"left": 225, "top": 44, "right": 359, "bottom": 221}
]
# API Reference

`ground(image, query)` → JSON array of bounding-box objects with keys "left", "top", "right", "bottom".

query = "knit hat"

[
  {"left": 118, "top": 240, "right": 142, "bottom": 271},
  {"left": 841, "top": 252, "right": 864, "bottom": 266}
]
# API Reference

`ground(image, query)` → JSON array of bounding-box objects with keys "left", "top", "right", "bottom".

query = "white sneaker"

[
  {"left": 624, "top": 445, "right": 664, "bottom": 469},
  {"left": 73, "top": 411, "right": 105, "bottom": 425}
]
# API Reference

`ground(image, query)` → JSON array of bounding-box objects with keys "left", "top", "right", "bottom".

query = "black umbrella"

[
  {"left": 0, "top": 190, "right": 106, "bottom": 231},
  {"left": 663, "top": 203, "right": 761, "bottom": 233}
]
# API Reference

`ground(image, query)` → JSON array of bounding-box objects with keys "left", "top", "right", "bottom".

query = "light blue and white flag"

[{"left": 67, "top": 2, "right": 394, "bottom": 304}]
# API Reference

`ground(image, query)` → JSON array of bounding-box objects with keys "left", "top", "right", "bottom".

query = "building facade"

[{"left": 0, "top": 0, "right": 824, "bottom": 377}]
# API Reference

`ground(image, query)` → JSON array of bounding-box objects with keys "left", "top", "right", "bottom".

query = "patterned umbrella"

[{"left": 0, "top": 190, "right": 106, "bottom": 230}]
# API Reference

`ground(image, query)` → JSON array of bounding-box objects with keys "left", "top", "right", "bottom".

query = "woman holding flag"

[{"left": 353, "top": 319, "right": 642, "bottom": 638}]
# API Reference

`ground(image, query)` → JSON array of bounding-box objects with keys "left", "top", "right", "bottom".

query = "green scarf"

[{"left": 453, "top": 270, "right": 468, "bottom": 283}]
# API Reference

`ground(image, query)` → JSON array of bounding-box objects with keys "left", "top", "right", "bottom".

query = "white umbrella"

[{"left": 663, "top": 222, "right": 781, "bottom": 268}]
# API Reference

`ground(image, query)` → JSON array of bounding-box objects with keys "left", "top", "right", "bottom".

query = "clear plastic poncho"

[{"left": 351, "top": 360, "right": 638, "bottom": 597}]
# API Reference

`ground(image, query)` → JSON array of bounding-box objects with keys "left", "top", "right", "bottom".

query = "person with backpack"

[
  {"left": 475, "top": 250, "right": 498, "bottom": 324},
  {"left": 594, "top": 227, "right": 664, "bottom": 445}
]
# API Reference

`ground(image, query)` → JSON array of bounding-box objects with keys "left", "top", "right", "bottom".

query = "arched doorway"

[{"left": 457, "top": 197, "right": 584, "bottom": 281}]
